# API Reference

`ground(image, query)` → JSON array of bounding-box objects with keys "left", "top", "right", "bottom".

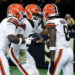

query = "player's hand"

[
  {"left": 25, "top": 37, "right": 36, "bottom": 46},
  {"left": 31, "top": 37, "right": 38, "bottom": 44},
  {"left": 31, "top": 33, "right": 42, "bottom": 44},
  {"left": 49, "top": 61, "right": 55, "bottom": 74},
  {"left": 25, "top": 38, "right": 32, "bottom": 45}
]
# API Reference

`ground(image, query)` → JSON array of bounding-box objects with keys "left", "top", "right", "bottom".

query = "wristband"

[
  {"left": 19, "top": 38, "right": 22, "bottom": 45},
  {"left": 49, "top": 47, "right": 56, "bottom": 51}
]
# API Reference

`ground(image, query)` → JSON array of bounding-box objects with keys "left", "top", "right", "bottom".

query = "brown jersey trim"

[
  {"left": 8, "top": 18, "right": 19, "bottom": 27},
  {"left": 53, "top": 49, "right": 63, "bottom": 75},
  {"left": 46, "top": 23, "right": 56, "bottom": 28},
  {"left": 50, "top": 49, "right": 63, "bottom": 75},
  {"left": 0, "top": 58, "right": 6, "bottom": 75}
]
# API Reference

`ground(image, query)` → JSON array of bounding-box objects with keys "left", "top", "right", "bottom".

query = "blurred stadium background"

[{"left": 0, "top": 0, "right": 75, "bottom": 75}]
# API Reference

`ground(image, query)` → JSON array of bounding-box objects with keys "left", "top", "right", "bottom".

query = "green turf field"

[{"left": 10, "top": 66, "right": 75, "bottom": 75}]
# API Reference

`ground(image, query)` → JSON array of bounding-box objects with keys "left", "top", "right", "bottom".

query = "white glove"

[
  {"left": 25, "top": 38, "right": 34, "bottom": 45},
  {"left": 19, "top": 38, "right": 34, "bottom": 50}
]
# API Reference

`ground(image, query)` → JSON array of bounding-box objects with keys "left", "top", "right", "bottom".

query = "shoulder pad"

[{"left": 8, "top": 18, "right": 19, "bottom": 27}]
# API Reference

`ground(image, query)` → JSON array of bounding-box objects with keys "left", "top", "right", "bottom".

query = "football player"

[
  {"left": 9, "top": 4, "right": 46, "bottom": 75},
  {"left": 0, "top": 3, "right": 32, "bottom": 75},
  {"left": 24, "top": 4, "right": 48, "bottom": 35},
  {"left": 43, "top": 4, "right": 74, "bottom": 75}
]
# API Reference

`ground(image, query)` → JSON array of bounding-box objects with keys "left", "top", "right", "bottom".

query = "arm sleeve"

[
  {"left": 16, "top": 26, "right": 25, "bottom": 35},
  {"left": 46, "top": 23, "right": 56, "bottom": 28},
  {"left": 7, "top": 18, "right": 19, "bottom": 27},
  {"left": 6, "top": 23, "right": 16, "bottom": 36}
]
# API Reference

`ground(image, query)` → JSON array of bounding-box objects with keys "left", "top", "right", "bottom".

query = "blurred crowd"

[{"left": 65, "top": 14, "right": 75, "bottom": 32}]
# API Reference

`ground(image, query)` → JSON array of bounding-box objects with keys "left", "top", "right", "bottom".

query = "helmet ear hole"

[
  {"left": 16, "top": 13, "right": 19, "bottom": 15},
  {"left": 35, "top": 9, "right": 37, "bottom": 11},
  {"left": 27, "top": 13, "right": 29, "bottom": 15},
  {"left": 49, "top": 5, "right": 51, "bottom": 7},
  {"left": 46, "top": 13, "right": 48, "bottom": 16}
]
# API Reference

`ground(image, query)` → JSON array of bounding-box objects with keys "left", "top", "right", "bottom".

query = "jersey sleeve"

[
  {"left": 6, "top": 23, "right": 16, "bottom": 36},
  {"left": 16, "top": 26, "right": 25, "bottom": 35},
  {"left": 46, "top": 23, "right": 56, "bottom": 28},
  {"left": 7, "top": 18, "right": 19, "bottom": 27}
]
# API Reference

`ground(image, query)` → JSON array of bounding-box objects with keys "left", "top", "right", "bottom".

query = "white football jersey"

[
  {"left": 10, "top": 18, "right": 43, "bottom": 58},
  {"left": 0, "top": 17, "right": 19, "bottom": 53},
  {"left": 17, "top": 18, "right": 43, "bottom": 38},
  {"left": 46, "top": 18, "right": 70, "bottom": 49},
  {"left": 11, "top": 18, "right": 43, "bottom": 51}
]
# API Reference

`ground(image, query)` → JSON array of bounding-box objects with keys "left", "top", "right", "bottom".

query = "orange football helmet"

[
  {"left": 43, "top": 4, "right": 59, "bottom": 19},
  {"left": 25, "top": 4, "right": 42, "bottom": 20},
  {"left": 7, "top": 3, "right": 25, "bottom": 21}
]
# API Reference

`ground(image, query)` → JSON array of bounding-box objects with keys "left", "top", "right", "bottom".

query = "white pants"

[
  {"left": 47, "top": 47, "right": 74, "bottom": 75},
  {"left": 0, "top": 50, "right": 10, "bottom": 75},
  {"left": 9, "top": 48, "right": 40, "bottom": 75}
]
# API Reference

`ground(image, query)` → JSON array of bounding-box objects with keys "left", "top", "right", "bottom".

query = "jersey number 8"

[{"left": 63, "top": 25, "right": 70, "bottom": 41}]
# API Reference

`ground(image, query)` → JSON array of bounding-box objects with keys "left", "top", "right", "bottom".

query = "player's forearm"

[
  {"left": 41, "top": 29, "right": 48, "bottom": 35},
  {"left": 50, "top": 36, "right": 56, "bottom": 61},
  {"left": 37, "top": 37, "right": 44, "bottom": 43},
  {"left": 48, "top": 28, "right": 56, "bottom": 61},
  {"left": 49, "top": 37, "right": 56, "bottom": 61},
  {"left": 7, "top": 34, "right": 25, "bottom": 44}
]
